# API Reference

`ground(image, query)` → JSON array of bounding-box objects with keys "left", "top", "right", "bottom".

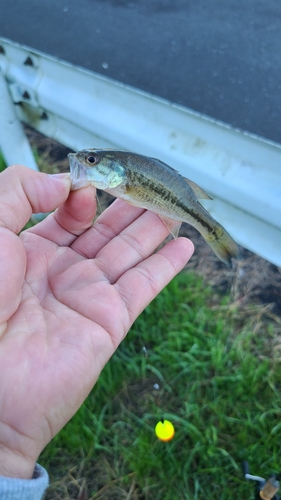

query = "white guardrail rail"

[{"left": 0, "top": 37, "right": 280, "bottom": 266}]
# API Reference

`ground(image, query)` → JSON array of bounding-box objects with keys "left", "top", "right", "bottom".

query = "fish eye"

[{"left": 86, "top": 154, "right": 99, "bottom": 165}]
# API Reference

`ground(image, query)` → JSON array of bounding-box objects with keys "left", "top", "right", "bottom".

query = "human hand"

[{"left": 0, "top": 165, "right": 194, "bottom": 479}]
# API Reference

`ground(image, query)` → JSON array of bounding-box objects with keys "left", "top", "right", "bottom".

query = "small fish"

[{"left": 68, "top": 149, "right": 242, "bottom": 266}]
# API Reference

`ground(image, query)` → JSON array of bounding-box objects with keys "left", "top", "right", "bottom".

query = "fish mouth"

[{"left": 68, "top": 153, "right": 91, "bottom": 190}]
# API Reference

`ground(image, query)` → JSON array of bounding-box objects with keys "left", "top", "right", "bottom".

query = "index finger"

[{"left": 28, "top": 184, "right": 97, "bottom": 247}]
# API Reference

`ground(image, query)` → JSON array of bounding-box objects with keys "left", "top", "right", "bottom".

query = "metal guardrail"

[{"left": 0, "top": 37, "right": 280, "bottom": 266}]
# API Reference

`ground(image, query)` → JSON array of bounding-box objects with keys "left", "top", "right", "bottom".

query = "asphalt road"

[{"left": 1, "top": 0, "right": 281, "bottom": 143}]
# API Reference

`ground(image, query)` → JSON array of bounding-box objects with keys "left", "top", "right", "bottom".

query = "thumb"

[
  {"left": 0, "top": 165, "right": 71, "bottom": 327},
  {"left": 0, "top": 228, "right": 26, "bottom": 326},
  {"left": 0, "top": 165, "right": 71, "bottom": 233}
]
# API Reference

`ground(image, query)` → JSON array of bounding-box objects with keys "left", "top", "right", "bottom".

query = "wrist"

[{"left": 0, "top": 445, "right": 36, "bottom": 479}]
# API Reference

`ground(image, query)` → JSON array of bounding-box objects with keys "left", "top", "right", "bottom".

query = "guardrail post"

[{"left": 0, "top": 70, "right": 38, "bottom": 170}]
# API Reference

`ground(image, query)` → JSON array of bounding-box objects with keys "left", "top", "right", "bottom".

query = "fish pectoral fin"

[
  {"left": 184, "top": 178, "right": 213, "bottom": 200},
  {"left": 158, "top": 216, "right": 182, "bottom": 239}
]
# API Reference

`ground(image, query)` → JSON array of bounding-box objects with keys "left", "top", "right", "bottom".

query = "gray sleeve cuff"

[{"left": 0, "top": 464, "right": 49, "bottom": 500}]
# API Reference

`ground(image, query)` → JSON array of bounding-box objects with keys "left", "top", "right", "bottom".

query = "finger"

[
  {"left": 92, "top": 209, "right": 171, "bottom": 283},
  {"left": 116, "top": 237, "right": 194, "bottom": 332},
  {"left": 70, "top": 199, "right": 145, "bottom": 257},
  {"left": 28, "top": 185, "right": 97, "bottom": 247}
]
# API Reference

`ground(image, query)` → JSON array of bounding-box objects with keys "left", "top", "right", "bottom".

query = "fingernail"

[{"left": 49, "top": 173, "right": 70, "bottom": 179}]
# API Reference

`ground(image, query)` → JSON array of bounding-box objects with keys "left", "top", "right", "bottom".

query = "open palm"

[{"left": 0, "top": 166, "right": 193, "bottom": 479}]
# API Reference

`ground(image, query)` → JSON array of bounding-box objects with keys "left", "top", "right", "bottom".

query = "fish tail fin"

[{"left": 205, "top": 226, "right": 242, "bottom": 267}]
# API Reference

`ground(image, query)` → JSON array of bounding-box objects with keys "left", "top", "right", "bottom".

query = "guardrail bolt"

[{"left": 24, "top": 56, "right": 34, "bottom": 66}]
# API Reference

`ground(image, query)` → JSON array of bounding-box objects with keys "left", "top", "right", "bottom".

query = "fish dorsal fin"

[
  {"left": 158, "top": 215, "right": 182, "bottom": 239},
  {"left": 150, "top": 157, "right": 212, "bottom": 200},
  {"left": 150, "top": 157, "right": 179, "bottom": 174},
  {"left": 184, "top": 178, "right": 213, "bottom": 200}
]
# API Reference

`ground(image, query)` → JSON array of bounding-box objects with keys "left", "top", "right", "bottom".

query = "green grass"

[
  {"left": 0, "top": 151, "right": 6, "bottom": 172},
  {"left": 39, "top": 271, "right": 281, "bottom": 500}
]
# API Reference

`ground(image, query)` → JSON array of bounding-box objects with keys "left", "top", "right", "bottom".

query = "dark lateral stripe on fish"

[{"left": 125, "top": 177, "right": 216, "bottom": 234}]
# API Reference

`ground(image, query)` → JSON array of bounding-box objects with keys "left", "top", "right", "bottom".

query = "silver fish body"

[{"left": 68, "top": 149, "right": 241, "bottom": 266}]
